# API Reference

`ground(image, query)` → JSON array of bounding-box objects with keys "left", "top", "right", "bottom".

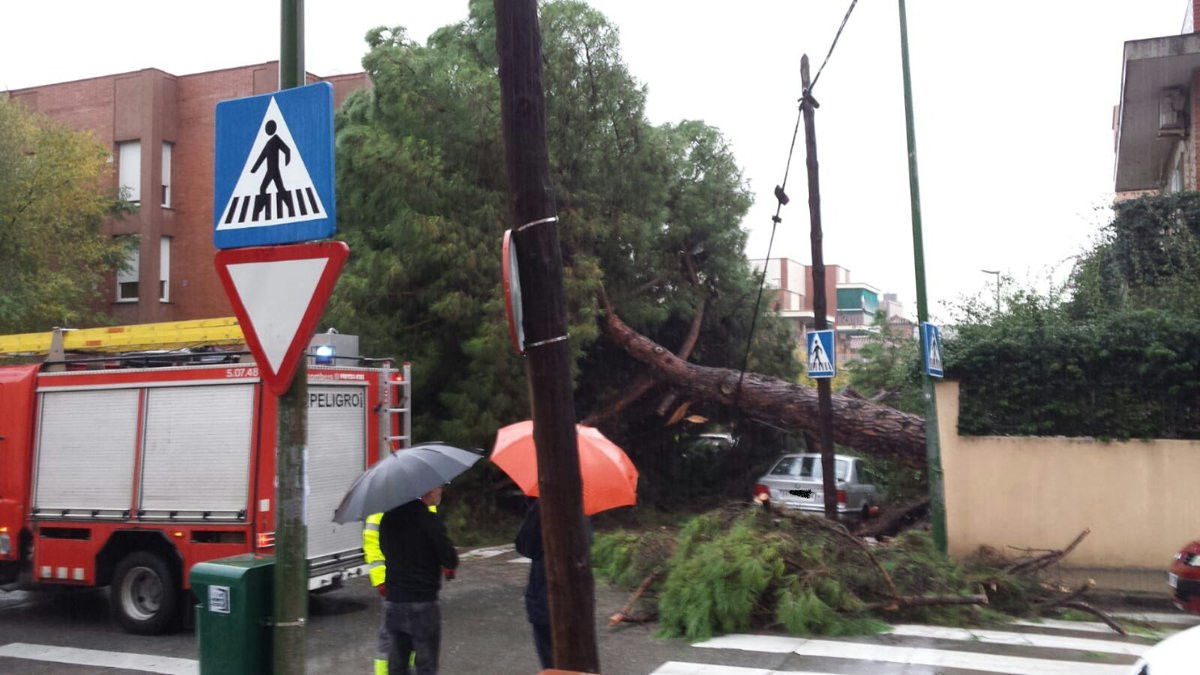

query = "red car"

[{"left": 1169, "top": 539, "right": 1200, "bottom": 614}]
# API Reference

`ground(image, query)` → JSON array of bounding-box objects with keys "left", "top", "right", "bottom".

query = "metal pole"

[
  {"left": 493, "top": 0, "right": 599, "bottom": 671},
  {"left": 981, "top": 269, "right": 1001, "bottom": 312},
  {"left": 799, "top": 55, "right": 839, "bottom": 522},
  {"left": 898, "top": 0, "right": 947, "bottom": 553},
  {"left": 274, "top": 1, "right": 307, "bottom": 672},
  {"left": 280, "top": 0, "right": 304, "bottom": 89}
]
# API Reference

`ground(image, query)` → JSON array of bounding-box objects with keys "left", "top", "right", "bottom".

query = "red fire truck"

[{"left": 0, "top": 319, "right": 409, "bottom": 634}]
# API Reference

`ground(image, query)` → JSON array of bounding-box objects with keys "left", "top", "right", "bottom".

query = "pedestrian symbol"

[
  {"left": 806, "top": 330, "right": 835, "bottom": 379},
  {"left": 923, "top": 322, "right": 944, "bottom": 378},
  {"left": 214, "top": 82, "right": 336, "bottom": 249},
  {"left": 217, "top": 98, "right": 326, "bottom": 231}
]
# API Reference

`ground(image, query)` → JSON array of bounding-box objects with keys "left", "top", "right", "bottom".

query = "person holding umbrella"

[
  {"left": 493, "top": 421, "right": 637, "bottom": 669},
  {"left": 332, "top": 442, "right": 480, "bottom": 675},
  {"left": 380, "top": 486, "right": 457, "bottom": 675}
]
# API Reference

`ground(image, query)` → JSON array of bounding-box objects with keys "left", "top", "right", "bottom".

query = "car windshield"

[{"left": 770, "top": 456, "right": 849, "bottom": 480}]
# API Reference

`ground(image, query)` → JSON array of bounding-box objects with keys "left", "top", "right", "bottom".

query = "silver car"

[{"left": 753, "top": 453, "right": 879, "bottom": 516}]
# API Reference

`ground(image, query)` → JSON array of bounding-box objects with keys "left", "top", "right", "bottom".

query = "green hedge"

[{"left": 948, "top": 306, "right": 1200, "bottom": 440}]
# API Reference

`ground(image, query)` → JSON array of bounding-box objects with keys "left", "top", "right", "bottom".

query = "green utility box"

[{"left": 190, "top": 554, "right": 274, "bottom": 675}]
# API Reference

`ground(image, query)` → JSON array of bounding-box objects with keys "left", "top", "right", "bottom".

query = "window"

[
  {"left": 771, "top": 456, "right": 850, "bottom": 480},
  {"left": 118, "top": 141, "right": 141, "bottom": 203},
  {"left": 159, "top": 237, "right": 171, "bottom": 302},
  {"left": 161, "top": 142, "right": 173, "bottom": 208},
  {"left": 116, "top": 235, "right": 140, "bottom": 302}
]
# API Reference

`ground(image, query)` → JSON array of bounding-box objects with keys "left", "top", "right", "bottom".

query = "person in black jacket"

[
  {"left": 515, "top": 500, "right": 552, "bottom": 669},
  {"left": 515, "top": 499, "right": 592, "bottom": 670},
  {"left": 379, "top": 487, "right": 458, "bottom": 675}
]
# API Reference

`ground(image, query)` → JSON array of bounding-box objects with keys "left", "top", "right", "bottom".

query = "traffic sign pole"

[
  {"left": 899, "top": 0, "right": 947, "bottom": 554},
  {"left": 275, "top": 1, "right": 308, "bottom": 672}
]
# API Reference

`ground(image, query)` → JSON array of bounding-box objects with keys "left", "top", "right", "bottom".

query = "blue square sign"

[
  {"left": 923, "top": 322, "right": 944, "bottom": 378},
  {"left": 213, "top": 82, "right": 336, "bottom": 249},
  {"left": 806, "top": 329, "right": 836, "bottom": 379}
]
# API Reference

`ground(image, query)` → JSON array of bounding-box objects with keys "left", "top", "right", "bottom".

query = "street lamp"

[{"left": 981, "top": 269, "right": 1000, "bottom": 312}]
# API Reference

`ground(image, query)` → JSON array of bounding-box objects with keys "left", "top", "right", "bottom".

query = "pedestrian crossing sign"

[
  {"left": 806, "top": 329, "right": 835, "bottom": 379},
  {"left": 923, "top": 322, "right": 944, "bottom": 378},
  {"left": 213, "top": 82, "right": 336, "bottom": 249}
]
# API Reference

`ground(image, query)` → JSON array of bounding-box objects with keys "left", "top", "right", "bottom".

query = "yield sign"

[{"left": 215, "top": 242, "right": 349, "bottom": 395}]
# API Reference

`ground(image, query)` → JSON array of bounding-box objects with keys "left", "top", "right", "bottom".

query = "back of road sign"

[{"left": 214, "top": 82, "right": 336, "bottom": 249}]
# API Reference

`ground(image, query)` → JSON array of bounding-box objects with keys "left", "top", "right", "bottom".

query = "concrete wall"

[{"left": 935, "top": 380, "right": 1200, "bottom": 589}]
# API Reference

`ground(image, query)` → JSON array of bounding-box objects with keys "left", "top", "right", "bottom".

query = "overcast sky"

[{"left": 1, "top": 1, "right": 1188, "bottom": 319}]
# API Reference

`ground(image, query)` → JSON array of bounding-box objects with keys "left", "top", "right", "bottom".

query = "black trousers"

[
  {"left": 532, "top": 621, "right": 552, "bottom": 669},
  {"left": 385, "top": 600, "right": 441, "bottom": 675}
]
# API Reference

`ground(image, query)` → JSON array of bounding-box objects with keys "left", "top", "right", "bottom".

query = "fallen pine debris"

[{"left": 594, "top": 506, "right": 1124, "bottom": 640}]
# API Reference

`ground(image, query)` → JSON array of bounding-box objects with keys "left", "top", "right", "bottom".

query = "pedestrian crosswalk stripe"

[
  {"left": 0, "top": 643, "right": 197, "bottom": 675},
  {"left": 651, "top": 662, "right": 835, "bottom": 675},
  {"left": 887, "top": 624, "right": 1148, "bottom": 656},
  {"left": 783, "top": 639, "right": 1130, "bottom": 675},
  {"left": 688, "top": 627, "right": 1143, "bottom": 675},
  {"left": 1011, "top": 618, "right": 1130, "bottom": 634},
  {"left": 693, "top": 634, "right": 805, "bottom": 654},
  {"left": 216, "top": 96, "right": 326, "bottom": 232}
]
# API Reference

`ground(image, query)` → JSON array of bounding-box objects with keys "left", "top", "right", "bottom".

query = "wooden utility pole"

[
  {"left": 493, "top": 0, "right": 600, "bottom": 671},
  {"left": 800, "top": 55, "right": 839, "bottom": 521}
]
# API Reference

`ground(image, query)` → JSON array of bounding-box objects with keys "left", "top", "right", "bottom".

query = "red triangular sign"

[{"left": 215, "top": 241, "right": 349, "bottom": 395}]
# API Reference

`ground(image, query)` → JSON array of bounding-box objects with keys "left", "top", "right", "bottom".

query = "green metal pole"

[
  {"left": 274, "top": 1, "right": 307, "bottom": 672},
  {"left": 898, "top": 0, "right": 947, "bottom": 554},
  {"left": 280, "top": 0, "right": 304, "bottom": 89}
]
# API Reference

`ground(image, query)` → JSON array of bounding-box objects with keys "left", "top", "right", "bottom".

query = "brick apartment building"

[
  {"left": 752, "top": 257, "right": 841, "bottom": 341},
  {"left": 752, "top": 257, "right": 913, "bottom": 365},
  {"left": 4, "top": 63, "right": 368, "bottom": 325}
]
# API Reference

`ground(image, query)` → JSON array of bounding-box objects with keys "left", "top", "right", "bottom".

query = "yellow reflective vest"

[
  {"left": 364, "top": 512, "right": 387, "bottom": 587},
  {"left": 364, "top": 505, "right": 437, "bottom": 588}
]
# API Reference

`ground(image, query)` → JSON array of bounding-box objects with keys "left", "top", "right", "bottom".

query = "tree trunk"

[{"left": 601, "top": 309, "right": 927, "bottom": 465}]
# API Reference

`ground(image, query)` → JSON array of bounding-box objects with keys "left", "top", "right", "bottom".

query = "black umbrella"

[{"left": 332, "top": 442, "right": 481, "bottom": 524}]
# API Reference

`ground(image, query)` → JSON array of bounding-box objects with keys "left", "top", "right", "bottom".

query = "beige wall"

[{"left": 936, "top": 381, "right": 1200, "bottom": 574}]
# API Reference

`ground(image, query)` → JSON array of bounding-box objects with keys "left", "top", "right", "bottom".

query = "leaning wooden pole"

[
  {"left": 800, "top": 55, "right": 839, "bottom": 521},
  {"left": 493, "top": 1, "right": 600, "bottom": 672}
]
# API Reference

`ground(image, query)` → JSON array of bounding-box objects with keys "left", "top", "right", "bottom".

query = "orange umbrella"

[{"left": 491, "top": 421, "right": 638, "bottom": 516}]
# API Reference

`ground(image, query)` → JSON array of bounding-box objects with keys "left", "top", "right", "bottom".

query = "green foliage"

[
  {"left": 0, "top": 97, "right": 130, "bottom": 332},
  {"left": 591, "top": 528, "right": 672, "bottom": 588},
  {"left": 1070, "top": 192, "right": 1200, "bottom": 318},
  {"left": 946, "top": 193, "right": 1200, "bottom": 439},
  {"left": 948, "top": 293, "right": 1200, "bottom": 439},
  {"left": 846, "top": 313, "right": 924, "bottom": 415},
  {"left": 330, "top": 1, "right": 797, "bottom": 468},
  {"left": 658, "top": 514, "right": 786, "bottom": 639},
  {"left": 596, "top": 510, "right": 1008, "bottom": 641}
]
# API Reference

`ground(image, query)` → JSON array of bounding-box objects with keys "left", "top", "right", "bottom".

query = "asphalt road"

[{"left": 0, "top": 545, "right": 1192, "bottom": 674}]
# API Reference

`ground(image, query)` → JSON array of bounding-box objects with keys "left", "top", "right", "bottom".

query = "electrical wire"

[
  {"left": 733, "top": 0, "right": 859, "bottom": 412},
  {"left": 809, "top": 0, "right": 859, "bottom": 94}
]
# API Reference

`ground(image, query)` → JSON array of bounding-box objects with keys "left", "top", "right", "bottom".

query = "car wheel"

[
  {"left": 110, "top": 551, "right": 178, "bottom": 635},
  {"left": 861, "top": 504, "right": 873, "bottom": 520}
]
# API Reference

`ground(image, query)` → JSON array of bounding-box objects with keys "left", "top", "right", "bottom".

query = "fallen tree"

[
  {"left": 596, "top": 509, "right": 1126, "bottom": 640},
  {"left": 599, "top": 305, "right": 928, "bottom": 465}
]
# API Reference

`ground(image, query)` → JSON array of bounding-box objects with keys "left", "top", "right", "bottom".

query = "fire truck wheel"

[{"left": 111, "top": 551, "right": 178, "bottom": 634}]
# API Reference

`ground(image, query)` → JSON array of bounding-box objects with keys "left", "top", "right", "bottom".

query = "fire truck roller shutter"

[
  {"left": 34, "top": 389, "right": 139, "bottom": 515},
  {"left": 139, "top": 384, "right": 255, "bottom": 519},
  {"left": 306, "top": 383, "right": 368, "bottom": 570}
]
